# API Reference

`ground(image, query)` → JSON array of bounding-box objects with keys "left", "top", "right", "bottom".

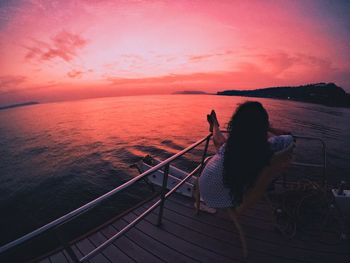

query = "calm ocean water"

[{"left": 0, "top": 94, "right": 349, "bottom": 246}]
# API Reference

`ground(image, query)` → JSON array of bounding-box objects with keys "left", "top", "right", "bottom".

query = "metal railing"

[
  {"left": 0, "top": 133, "right": 213, "bottom": 262},
  {"left": 291, "top": 135, "right": 327, "bottom": 185},
  {"left": 0, "top": 132, "right": 327, "bottom": 262}
]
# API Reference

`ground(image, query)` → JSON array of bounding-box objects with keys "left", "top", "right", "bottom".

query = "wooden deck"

[{"left": 37, "top": 194, "right": 349, "bottom": 263}]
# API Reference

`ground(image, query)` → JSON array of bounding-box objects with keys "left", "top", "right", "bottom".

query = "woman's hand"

[
  {"left": 207, "top": 110, "right": 220, "bottom": 132},
  {"left": 207, "top": 110, "right": 226, "bottom": 151}
]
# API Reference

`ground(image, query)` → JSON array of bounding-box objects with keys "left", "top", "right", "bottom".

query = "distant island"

[
  {"left": 217, "top": 83, "right": 350, "bottom": 108},
  {"left": 0, "top": 101, "right": 39, "bottom": 111},
  {"left": 173, "top": 90, "right": 211, "bottom": 95}
]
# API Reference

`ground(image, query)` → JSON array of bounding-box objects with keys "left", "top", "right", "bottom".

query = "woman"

[{"left": 199, "top": 101, "right": 294, "bottom": 210}]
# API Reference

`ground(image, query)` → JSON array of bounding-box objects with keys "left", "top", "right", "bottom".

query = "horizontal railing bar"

[
  {"left": 291, "top": 161, "right": 324, "bottom": 168},
  {"left": 0, "top": 134, "right": 211, "bottom": 254},
  {"left": 80, "top": 162, "right": 203, "bottom": 262},
  {"left": 165, "top": 162, "right": 203, "bottom": 198},
  {"left": 222, "top": 131, "right": 326, "bottom": 146},
  {"left": 292, "top": 134, "right": 326, "bottom": 144}
]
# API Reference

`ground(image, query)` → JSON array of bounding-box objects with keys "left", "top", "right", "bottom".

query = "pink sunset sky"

[{"left": 0, "top": 0, "right": 349, "bottom": 105}]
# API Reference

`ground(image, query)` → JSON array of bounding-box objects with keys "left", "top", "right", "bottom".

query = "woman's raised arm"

[{"left": 208, "top": 110, "right": 227, "bottom": 151}]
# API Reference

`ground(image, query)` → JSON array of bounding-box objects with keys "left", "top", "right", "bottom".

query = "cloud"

[
  {"left": 0, "top": 75, "right": 27, "bottom": 93},
  {"left": 0, "top": 75, "right": 26, "bottom": 87},
  {"left": 0, "top": 75, "right": 60, "bottom": 96},
  {"left": 105, "top": 51, "right": 350, "bottom": 91},
  {"left": 105, "top": 67, "right": 279, "bottom": 90},
  {"left": 105, "top": 71, "right": 250, "bottom": 87},
  {"left": 188, "top": 50, "right": 233, "bottom": 62},
  {"left": 189, "top": 54, "right": 218, "bottom": 62},
  {"left": 67, "top": 69, "right": 83, "bottom": 78},
  {"left": 247, "top": 51, "right": 344, "bottom": 84},
  {"left": 258, "top": 52, "right": 298, "bottom": 75},
  {"left": 25, "top": 31, "right": 87, "bottom": 62},
  {"left": 296, "top": 53, "right": 333, "bottom": 70}
]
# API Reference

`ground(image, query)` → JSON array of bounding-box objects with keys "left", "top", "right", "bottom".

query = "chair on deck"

[{"left": 195, "top": 144, "right": 294, "bottom": 259}]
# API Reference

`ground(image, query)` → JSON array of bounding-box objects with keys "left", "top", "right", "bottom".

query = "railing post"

[
  {"left": 322, "top": 142, "right": 327, "bottom": 187},
  {"left": 199, "top": 135, "right": 211, "bottom": 175},
  {"left": 157, "top": 163, "right": 170, "bottom": 226},
  {"left": 195, "top": 135, "right": 211, "bottom": 215}
]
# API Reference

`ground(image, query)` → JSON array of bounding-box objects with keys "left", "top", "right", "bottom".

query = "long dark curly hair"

[{"left": 223, "top": 101, "right": 273, "bottom": 206}]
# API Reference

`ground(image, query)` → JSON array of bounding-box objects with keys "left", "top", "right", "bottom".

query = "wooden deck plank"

[
  {"left": 71, "top": 244, "right": 83, "bottom": 258},
  {"left": 170, "top": 194, "right": 278, "bottom": 225},
  {"left": 131, "top": 206, "right": 243, "bottom": 260},
  {"left": 101, "top": 224, "right": 163, "bottom": 263},
  {"left": 88, "top": 231, "right": 135, "bottom": 263},
  {"left": 37, "top": 258, "right": 51, "bottom": 263},
  {"left": 171, "top": 192, "right": 344, "bottom": 237},
  {"left": 37, "top": 193, "right": 349, "bottom": 263},
  {"left": 75, "top": 238, "right": 110, "bottom": 263},
  {"left": 133, "top": 206, "right": 305, "bottom": 263},
  {"left": 166, "top": 195, "right": 350, "bottom": 254},
  {"left": 152, "top": 204, "right": 348, "bottom": 263},
  {"left": 122, "top": 211, "right": 236, "bottom": 263},
  {"left": 113, "top": 218, "right": 197, "bottom": 263},
  {"left": 168, "top": 197, "right": 275, "bottom": 231},
  {"left": 50, "top": 251, "right": 68, "bottom": 263},
  {"left": 166, "top": 197, "right": 293, "bottom": 238},
  {"left": 49, "top": 251, "right": 69, "bottom": 263},
  {"left": 62, "top": 250, "right": 74, "bottom": 263}
]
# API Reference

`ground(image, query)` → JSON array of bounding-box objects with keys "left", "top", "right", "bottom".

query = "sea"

[{"left": 0, "top": 94, "right": 349, "bottom": 247}]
